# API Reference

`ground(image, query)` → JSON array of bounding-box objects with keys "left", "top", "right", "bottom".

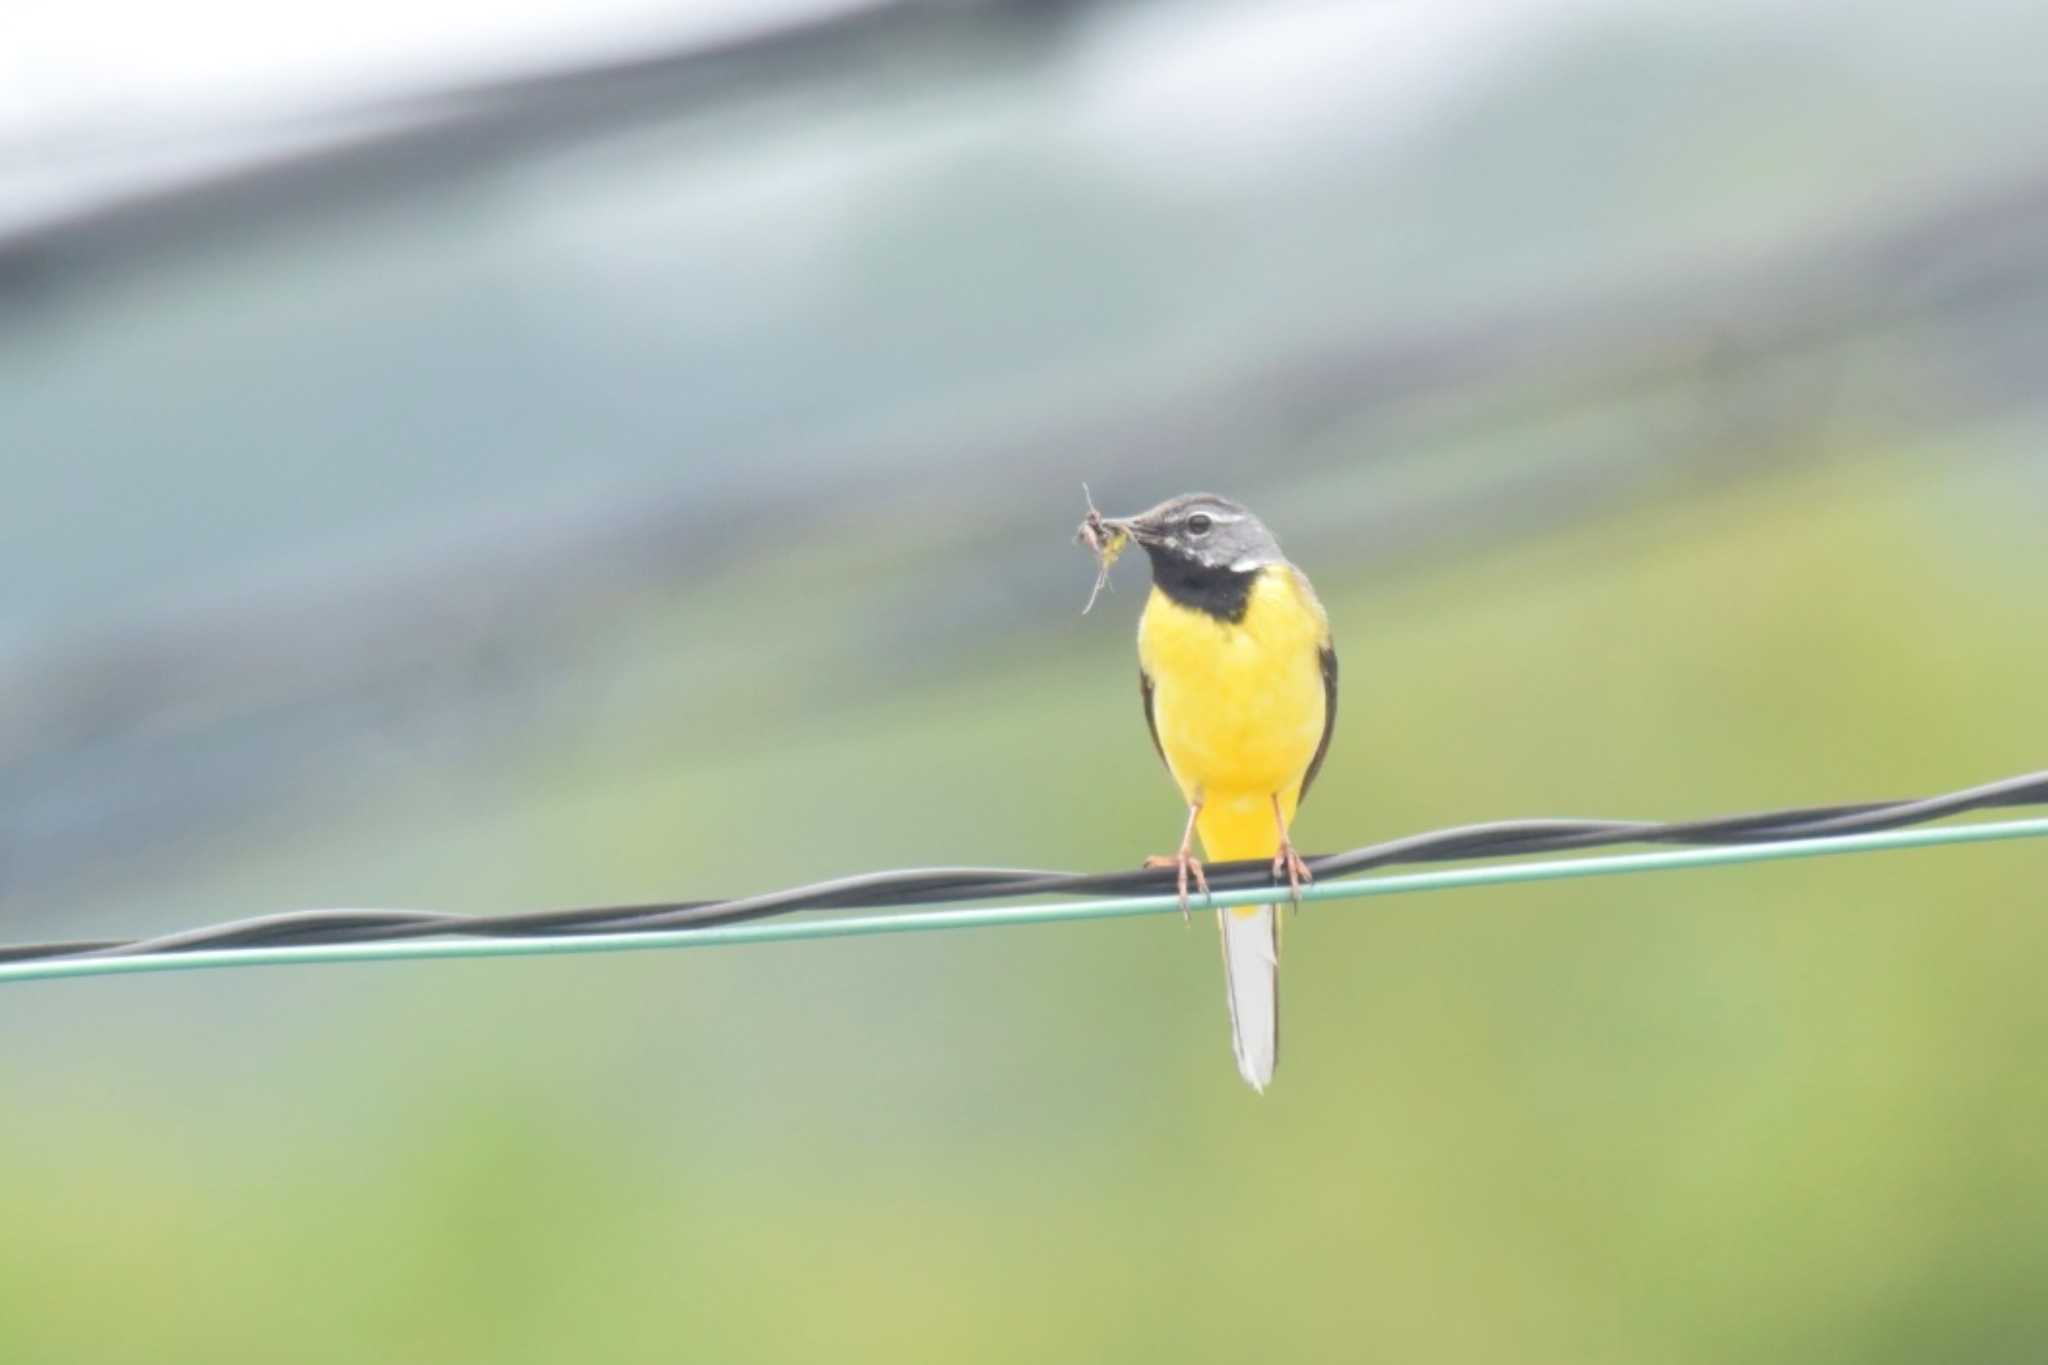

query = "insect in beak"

[{"left": 1075, "top": 486, "right": 1133, "bottom": 614}]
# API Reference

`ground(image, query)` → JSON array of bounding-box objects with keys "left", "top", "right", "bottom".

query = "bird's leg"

[
  {"left": 1270, "top": 793, "right": 1312, "bottom": 911},
  {"left": 1142, "top": 802, "right": 1208, "bottom": 924}
]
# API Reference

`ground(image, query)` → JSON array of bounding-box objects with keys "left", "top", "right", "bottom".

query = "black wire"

[{"left": 6, "top": 769, "right": 2043, "bottom": 966}]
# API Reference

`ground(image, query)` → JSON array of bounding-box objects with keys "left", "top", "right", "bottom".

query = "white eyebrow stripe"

[{"left": 1197, "top": 511, "right": 1247, "bottom": 524}]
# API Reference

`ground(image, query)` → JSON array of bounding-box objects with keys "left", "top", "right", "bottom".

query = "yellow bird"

[{"left": 1082, "top": 492, "right": 1336, "bottom": 1092}]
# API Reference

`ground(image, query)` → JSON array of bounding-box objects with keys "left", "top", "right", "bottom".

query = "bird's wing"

[
  {"left": 1138, "top": 666, "right": 1167, "bottom": 769},
  {"left": 1298, "top": 643, "right": 1338, "bottom": 805},
  {"left": 1287, "top": 564, "right": 1338, "bottom": 805}
]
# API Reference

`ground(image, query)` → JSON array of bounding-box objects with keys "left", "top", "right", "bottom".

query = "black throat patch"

[{"left": 1143, "top": 546, "right": 1261, "bottom": 623}]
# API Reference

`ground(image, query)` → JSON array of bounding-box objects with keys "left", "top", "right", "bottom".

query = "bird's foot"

[
  {"left": 1273, "top": 840, "right": 1313, "bottom": 911},
  {"left": 1142, "top": 850, "right": 1209, "bottom": 924}
]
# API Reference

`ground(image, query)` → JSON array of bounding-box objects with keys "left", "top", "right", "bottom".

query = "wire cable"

[
  {"left": 2, "top": 812, "right": 2044, "bottom": 987},
  {"left": 0, "top": 769, "right": 2041, "bottom": 984}
]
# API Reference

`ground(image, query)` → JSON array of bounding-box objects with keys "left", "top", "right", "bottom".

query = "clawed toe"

[
  {"left": 1272, "top": 842, "right": 1313, "bottom": 910},
  {"left": 1142, "top": 850, "right": 1209, "bottom": 923}
]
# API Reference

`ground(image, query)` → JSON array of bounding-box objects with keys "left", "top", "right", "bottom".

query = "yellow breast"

[{"left": 1138, "top": 565, "right": 1329, "bottom": 819}]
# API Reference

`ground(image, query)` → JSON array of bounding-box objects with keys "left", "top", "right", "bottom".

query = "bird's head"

[{"left": 1103, "top": 493, "right": 1284, "bottom": 576}]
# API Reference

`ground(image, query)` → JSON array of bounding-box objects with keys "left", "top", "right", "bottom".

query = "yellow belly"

[{"left": 1138, "top": 566, "right": 1329, "bottom": 855}]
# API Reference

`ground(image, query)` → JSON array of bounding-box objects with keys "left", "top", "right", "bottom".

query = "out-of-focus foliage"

[
  {"left": 3, "top": 0, "right": 2048, "bottom": 1360},
  {"left": 4, "top": 457, "right": 2044, "bottom": 1364}
]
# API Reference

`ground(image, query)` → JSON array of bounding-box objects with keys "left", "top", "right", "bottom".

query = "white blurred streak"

[
  {"left": 1066, "top": 0, "right": 1532, "bottom": 175},
  {"left": 0, "top": 0, "right": 875, "bottom": 231},
  {"left": 6, "top": 0, "right": 862, "bottom": 127}
]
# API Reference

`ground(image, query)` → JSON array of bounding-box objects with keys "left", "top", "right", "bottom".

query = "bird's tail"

[{"left": 1197, "top": 799, "right": 1281, "bottom": 1093}]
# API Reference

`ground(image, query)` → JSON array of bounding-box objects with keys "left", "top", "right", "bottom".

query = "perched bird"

[{"left": 1078, "top": 492, "right": 1336, "bottom": 1092}]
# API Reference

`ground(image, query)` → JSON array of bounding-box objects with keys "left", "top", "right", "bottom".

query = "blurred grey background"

[{"left": 3, "top": 2, "right": 2046, "bottom": 1361}]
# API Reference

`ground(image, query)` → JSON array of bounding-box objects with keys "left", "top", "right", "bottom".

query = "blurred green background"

[{"left": 4, "top": 2, "right": 2048, "bottom": 1361}]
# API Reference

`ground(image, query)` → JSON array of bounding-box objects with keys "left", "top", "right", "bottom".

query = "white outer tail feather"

[{"left": 1217, "top": 906, "right": 1279, "bottom": 1092}]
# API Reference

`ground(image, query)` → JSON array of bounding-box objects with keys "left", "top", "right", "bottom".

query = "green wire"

[{"left": 6, "top": 815, "right": 2046, "bottom": 988}]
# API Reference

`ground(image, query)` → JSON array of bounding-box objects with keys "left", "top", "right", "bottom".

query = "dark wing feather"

[
  {"left": 1296, "top": 643, "right": 1339, "bottom": 804},
  {"left": 1139, "top": 667, "right": 1167, "bottom": 769}
]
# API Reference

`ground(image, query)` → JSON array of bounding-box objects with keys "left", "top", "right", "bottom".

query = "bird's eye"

[{"left": 1185, "top": 513, "right": 1213, "bottom": 536}]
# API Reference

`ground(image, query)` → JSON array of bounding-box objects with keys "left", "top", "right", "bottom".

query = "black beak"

[{"left": 1104, "top": 514, "right": 1163, "bottom": 546}]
